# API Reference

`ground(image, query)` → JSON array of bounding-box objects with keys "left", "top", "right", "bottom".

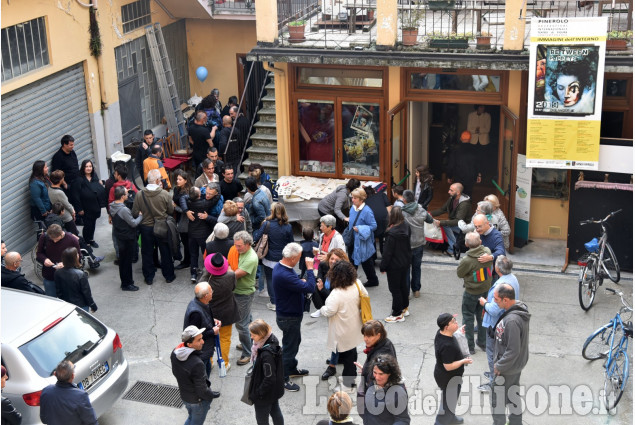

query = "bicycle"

[
  {"left": 577, "top": 209, "right": 621, "bottom": 311},
  {"left": 581, "top": 288, "right": 632, "bottom": 410}
]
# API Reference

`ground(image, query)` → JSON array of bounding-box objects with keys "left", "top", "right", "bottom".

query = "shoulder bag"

[
  {"left": 254, "top": 221, "right": 270, "bottom": 260},
  {"left": 240, "top": 365, "right": 254, "bottom": 405},
  {"left": 355, "top": 280, "right": 373, "bottom": 323},
  {"left": 342, "top": 207, "right": 364, "bottom": 251}
]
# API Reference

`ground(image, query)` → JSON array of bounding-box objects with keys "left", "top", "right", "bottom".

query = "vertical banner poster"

[
  {"left": 514, "top": 154, "right": 532, "bottom": 247},
  {"left": 527, "top": 17, "right": 607, "bottom": 170}
]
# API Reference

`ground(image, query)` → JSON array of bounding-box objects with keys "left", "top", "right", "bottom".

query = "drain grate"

[{"left": 122, "top": 381, "right": 183, "bottom": 408}]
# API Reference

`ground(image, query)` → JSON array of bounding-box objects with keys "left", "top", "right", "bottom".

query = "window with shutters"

[
  {"left": 122, "top": 0, "right": 151, "bottom": 34},
  {"left": 1, "top": 17, "right": 50, "bottom": 82}
]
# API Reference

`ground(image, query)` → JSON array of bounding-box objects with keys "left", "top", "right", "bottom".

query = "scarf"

[
  {"left": 363, "top": 344, "right": 373, "bottom": 354},
  {"left": 251, "top": 331, "right": 273, "bottom": 363},
  {"left": 321, "top": 231, "right": 335, "bottom": 252}
]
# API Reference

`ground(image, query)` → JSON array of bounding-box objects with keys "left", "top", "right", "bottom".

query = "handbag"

[
  {"left": 424, "top": 221, "right": 444, "bottom": 244},
  {"left": 355, "top": 280, "right": 373, "bottom": 323},
  {"left": 140, "top": 192, "right": 169, "bottom": 240},
  {"left": 342, "top": 207, "right": 364, "bottom": 251},
  {"left": 240, "top": 366, "right": 254, "bottom": 405},
  {"left": 176, "top": 212, "right": 189, "bottom": 234},
  {"left": 254, "top": 221, "right": 270, "bottom": 260}
]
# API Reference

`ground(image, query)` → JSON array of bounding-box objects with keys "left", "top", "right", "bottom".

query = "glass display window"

[
  {"left": 298, "top": 99, "right": 336, "bottom": 174},
  {"left": 341, "top": 102, "right": 381, "bottom": 177}
]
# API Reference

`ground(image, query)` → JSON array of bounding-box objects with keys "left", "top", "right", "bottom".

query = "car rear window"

[{"left": 18, "top": 309, "right": 107, "bottom": 377}]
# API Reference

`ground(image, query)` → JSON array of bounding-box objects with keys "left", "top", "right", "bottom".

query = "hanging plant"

[{"left": 89, "top": 6, "right": 102, "bottom": 58}]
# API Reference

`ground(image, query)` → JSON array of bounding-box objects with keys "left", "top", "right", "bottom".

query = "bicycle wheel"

[
  {"left": 600, "top": 243, "right": 620, "bottom": 283},
  {"left": 579, "top": 258, "right": 601, "bottom": 311},
  {"left": 603, "top": 349, "right": 629, "bottom": 410},
  {"left": 31, "top": 244, "right": 43, "bottom": 281},
  {"left": 582, "top": 323, "right": 612, "bottom": 360}
]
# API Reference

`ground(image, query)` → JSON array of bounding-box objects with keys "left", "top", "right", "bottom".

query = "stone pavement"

[{"left": 22, "top": 215, "right": 632, "bottom": 424}]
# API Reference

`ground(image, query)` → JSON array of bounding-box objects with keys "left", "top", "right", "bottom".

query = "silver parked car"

[{"left": 1, "top": 288, "right": 129, "bottom": 423}]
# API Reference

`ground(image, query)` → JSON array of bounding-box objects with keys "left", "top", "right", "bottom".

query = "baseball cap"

[
  {"left": 182, "top": 325, "right": 205, "bottom": 342},
  {"left": 437, "top": 313, "right": 458, "bottom": 329}
]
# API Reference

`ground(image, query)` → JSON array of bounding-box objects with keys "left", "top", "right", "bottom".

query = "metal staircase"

[{"left": 239, "top": 77, "right": 279, "bottom": 181}]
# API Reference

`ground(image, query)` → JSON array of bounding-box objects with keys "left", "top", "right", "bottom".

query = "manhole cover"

[{"left": 123, "top": 381, "right": 183, "bottom": 408}]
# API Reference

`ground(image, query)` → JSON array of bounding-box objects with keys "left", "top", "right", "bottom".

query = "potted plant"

[
  {"left": 288, "top": 21, "right": 306, "bottom": 43},
  {"left": 428, "top": 0, "right": 456, "bottom": 10},
  {"left": 400, "top": 5, "right": 425, "bottom": 46},
  {"left": 475, "top": 30, "right": 492, "bottom": 49},
  {"left": 607, "top": 30, "right": 632, "bottom": 51},
  {"left": 428, "top": 32, "right": 471, "bottom": 49}
]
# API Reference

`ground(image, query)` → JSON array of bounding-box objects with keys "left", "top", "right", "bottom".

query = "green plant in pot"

[
  {"left": 428, "top": 31, "right": 471, "bottom": 49},
  {"left": 288, "top": 20, "right": 306, "bottom": 43},
  {"left": 400, "top": 5, "right": 425, "bottom": 46},
  {"left": 428, "top": 0, "right": 456, "bottom": 10},
  {"left": 475, "top": 30, "right": 492, "bottom": 49},
  {"left": 607, "top": 30, "right": 632, "bottom": 51}
]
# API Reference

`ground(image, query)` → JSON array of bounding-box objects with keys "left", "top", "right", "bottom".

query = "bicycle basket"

[{"left": 584, "top": 238, "right": 599, "bottom": 253}]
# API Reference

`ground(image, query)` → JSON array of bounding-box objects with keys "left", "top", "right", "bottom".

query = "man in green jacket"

[
  {"left": 431, "top": 183, "right": 472, "bottom": 257},
  {"left": 456, "top": 231, "right": 492, "bottom": 354}
]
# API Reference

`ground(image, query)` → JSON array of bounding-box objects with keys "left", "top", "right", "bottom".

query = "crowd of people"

[{"left": 2, "top": 115, "right": 531, "bottom": 425}]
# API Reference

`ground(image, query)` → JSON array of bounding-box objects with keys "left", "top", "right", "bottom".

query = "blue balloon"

[{"left": 196, "top": 66, "right": 208, "bottom": 82}]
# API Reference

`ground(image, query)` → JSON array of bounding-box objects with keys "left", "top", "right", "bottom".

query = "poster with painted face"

[{"left": 533, "top": 44, "right": 599, "bottom": 117}]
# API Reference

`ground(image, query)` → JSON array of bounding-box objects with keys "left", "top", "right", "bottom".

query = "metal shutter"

[{"left": 1, "top": 64, "right": 95, "bottom": 254}]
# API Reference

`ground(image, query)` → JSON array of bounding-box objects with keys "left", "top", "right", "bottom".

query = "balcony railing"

[
  {"left": 274, "top": 0, "right": 633, "bottom": 51},
  {"left": 210, "top": 0, "right": 255, "bottom": 15}
]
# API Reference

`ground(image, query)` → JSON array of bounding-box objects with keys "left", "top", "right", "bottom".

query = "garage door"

[{"left": 1, "top": 64, "right": 95, "bottom": 254}]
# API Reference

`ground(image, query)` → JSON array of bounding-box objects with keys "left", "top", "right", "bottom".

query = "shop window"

[
  {"left": 298, "top": 100, "right": 336, "bottom": 174},
  {"left": 122, "top": 0, "right": 151, "bottom": 34},
  {"left": 1, "top": 17, "right": 49, "bottom": 82},
  {"left": 410, "top": 73, "right": 500, "bottom": 92},
  {"left": 604, "top": 79, "right": 628, "bottom": 98},
  {"left": 298, "top": 67, "right": 383, "bottom": 87},
  {"left": 532, "top": 169, "right": 569, "bottom": 200},
  {"left": 342, "top": 102, "right": 380, "bottom": 177}
]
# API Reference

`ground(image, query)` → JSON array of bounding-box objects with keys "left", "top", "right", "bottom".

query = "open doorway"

[{"left": 408, "top": 101, "right": 500, "bottom": 211}]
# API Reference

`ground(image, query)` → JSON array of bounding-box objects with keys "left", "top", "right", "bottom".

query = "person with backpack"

[
  {"left": 110, "top": 186, "right": 143, "bottom": 291},
  {"left": 248, "top": 319, "right": 285, "bottom": 425}
]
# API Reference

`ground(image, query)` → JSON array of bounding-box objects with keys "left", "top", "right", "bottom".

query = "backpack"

[{"left": 124, "top": 189, "right": 136, "bottom": 210}]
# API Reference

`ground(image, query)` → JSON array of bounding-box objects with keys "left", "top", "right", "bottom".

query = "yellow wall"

[
  {"left": 185, "top": 19, "right": 257, "bottom": 101},
  {"left": 528, "top": 197, "right": 569, "bottom": 240},
  {"left": 1, "top": 0, "right": 176, "bottom": 111},
  {"left": 267, "top": 62, "right": 291, "bottom": 176}
]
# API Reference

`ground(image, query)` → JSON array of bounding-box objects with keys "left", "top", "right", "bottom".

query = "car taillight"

[
  {"left": 23, "top": 390, "right": 42, "bottom": 406},
  {"left": 113, "top": 333, "right": 122, "bottom": 353}
]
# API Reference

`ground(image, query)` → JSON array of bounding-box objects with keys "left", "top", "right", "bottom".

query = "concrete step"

[
  {"left": 250, "top": 133, "right": 277, "bottom": 148},
  {"left": 238, "top": 170, "right": 279, "bottom": 182},
  {"left": 265, "top": 82, "right": 275, "bottom": 90},
  {"left": 253, "top": 121, "right": 277, "bottom": 135},
  {"left": 242, "top": 158, "right": 279, "bottom": 170}
]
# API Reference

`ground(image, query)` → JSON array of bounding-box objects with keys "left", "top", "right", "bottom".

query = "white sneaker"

[
  {"left": 310, "top": 310, "right": 321, "bottom": 318},
  {"left": 258, "top": 289, "right": 269, "bottom": 298},
  {"left": 225, "top": 363, "right": 231, "bottom": 373},
  {"left": 266, "top": 303, "right": 276, "bottom": 311},
  {"left": 402, "top": 308, "right": 410, "bottom": 317},
  {"left": 384, "top": 315, "right": 405, "bottom": 323}
]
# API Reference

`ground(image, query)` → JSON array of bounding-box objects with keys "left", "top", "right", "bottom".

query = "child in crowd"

[{"left": 299, "top": 227, "right": 318, "bottom": 278}]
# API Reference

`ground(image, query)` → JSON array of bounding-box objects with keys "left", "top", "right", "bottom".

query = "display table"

[{"left": 276, "top": 176, "right": 383, "bottom": 228}]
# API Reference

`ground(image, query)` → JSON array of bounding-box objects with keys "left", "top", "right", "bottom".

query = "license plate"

[{"left": 78, "top": 362, "right": 109, "bottom": 390}]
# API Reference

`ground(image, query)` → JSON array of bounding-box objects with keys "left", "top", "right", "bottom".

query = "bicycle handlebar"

[
  {"left": 605, "top": 288, "right": 633, "bottom": 311},
  {"left": 579, "top": 209, "right": 622, "bottom": 226}
]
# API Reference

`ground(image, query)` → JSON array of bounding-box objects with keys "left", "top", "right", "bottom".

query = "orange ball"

[{"left": 460, "top": 131, "right": 471, "bottom": 142}]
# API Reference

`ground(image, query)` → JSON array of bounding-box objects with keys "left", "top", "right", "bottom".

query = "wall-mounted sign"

[{"left": 526, "top": 17, "right": 607, "bottom": 170}]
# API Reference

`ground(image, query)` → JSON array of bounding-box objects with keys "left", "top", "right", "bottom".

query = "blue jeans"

[
  {"left": 486, "top": 332, "right": 495, "bottom": 385},
  {"left": 443, "top": 226, "right": 461, "bottom": 253},
  {"left": 407, "top": 245, "right": 425, "bottom": 292},
  {"left": 257, "top": 264, "right": 265, "bottom": 291},
  {"left": 235, "top": 293, "right": 255, "bottom": 358},
  {"left": 139, "top": 225, "right": 175, "bottom": 281},
  {"left": 254, "top": 400, "right": 284, "bottom": 425},
  {"left": 182, "top": 399, "right": 211, "bottom": 425},
  {"left": 264, "top": 265, "right": 275, "bottom": 304},
  {"left": 276, "top": 315, "right": 303, "bottom": 380},
  {"left": 43, "top": 278, "right": 56, "bottom": 297}
]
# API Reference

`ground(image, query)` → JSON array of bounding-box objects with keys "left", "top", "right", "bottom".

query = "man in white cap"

[{"left": 171, "top": 325, "right": 220, "bottom": 425}]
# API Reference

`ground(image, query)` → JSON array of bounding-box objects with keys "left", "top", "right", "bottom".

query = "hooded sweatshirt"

[
  {"left": 132, "top": 185, "right": 174, "bottom": 227},
  {"left": 109, "top": 201, "right": 143, "bottom": 242},
  {"left": 431, "top": 194, "right": 472, "bottom": 227},
  {"left": 402, "top": 202, "right": 433, "bottom": 248},
  {"left": 456, "top": 245, "right": 493, "bottom": 294},
  {"left": 170, "top": 343, "right": 216, "bottom": 403},
  {"left": 494, "top": 301, "right": 531, "bottom": 375}
]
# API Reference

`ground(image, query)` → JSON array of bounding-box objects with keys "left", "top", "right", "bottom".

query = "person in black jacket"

[
  {"left": 362, "top": 186, "right": 390, "bottom": 256},
  {"left": 171, "top": 326, "right": 220, "bottom": 425},
  {"left": 185, "top": 187, "right": 213, "bottom": 283},
  {"left": 379, "top": 207, "right": 412, "bottom": 323},
  {"left": 414, "top": 164, "right": 434, "bottom": 210},
  {"left": 51, "top": 135, "right": 79, "bottom": 191},
  {"left": 54, "top": 247, "right": 97, "bottom": 313},
  {"left": 1, "top": 365, "right": 21, "bottom": 425},
  {"left": 109, "top": 187, "right": 143, "bottom": 291},
  {"left": 70, "top": 159, "right": 106, "bottom": 248},
  {"left": 1, "top": 252, "right": 41, "bottom": 294},
  {"left": 248, "top": 319, "right": 285, "bottom": 425},
  {"left": 355, "top": 320, "right": 397, "bottom": 398}
]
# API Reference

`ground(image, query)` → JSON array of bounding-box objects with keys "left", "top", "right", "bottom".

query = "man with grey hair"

[
  {"left": 184, "top": 282, "right": 221, "bottom": 378},
  {"left": 231, "top": 231, "right": 258, "bottom": 366},
  {"left": 316, "top": 214, "right": 346, "bottom": 262},
  {"left": 132, "top": 168, "right": 175, "bottom": 285},
  {"left": 473, "top": 213, "right": 505, "bottom": 282},
  {"left": 478, "top": 255, "right": 520, "bottom": 392},
  {"left": 40, "top": 360, "right": 98, "bottom": 425},
  {"left": 456, "top": 231, "right": 492, "bottom": 355},
  {"left": 273, "top": 242, "right": 316, "bottom": 391},
  {"left": 401, "top": 189, "right": 433, "bottom": 298}
]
